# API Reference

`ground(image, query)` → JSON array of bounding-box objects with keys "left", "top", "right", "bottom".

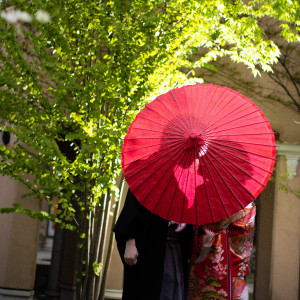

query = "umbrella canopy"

[{"left": 122, "top": 84, "right": 276, "bottom": 225}]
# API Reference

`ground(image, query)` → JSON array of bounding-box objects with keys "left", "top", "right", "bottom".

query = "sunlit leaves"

[
  {"left": 93, "top": 262, "right": 103, "bottom": 277},
  {"left": 0, "top": 0, "right": 299, "bottom": 228}
]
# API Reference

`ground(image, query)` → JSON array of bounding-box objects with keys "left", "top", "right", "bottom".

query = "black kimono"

[
  {"left": 114, "top": 189, "right": 168, "bottom": 300},
  {"left": 114, "top": 190, "right": 193, "bottom": 300}
]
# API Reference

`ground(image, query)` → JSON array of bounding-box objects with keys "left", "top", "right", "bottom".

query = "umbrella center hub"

[
  {"left": 184, "top": 131, "right": 205, "bottom": 149},
  {"left": 190, "top": 132, "right": 197, "bottom": 139}
]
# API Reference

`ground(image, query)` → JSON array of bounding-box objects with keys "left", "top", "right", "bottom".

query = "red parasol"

[{"left": 122, "top": 84, "right": 276, "bottom": 225}]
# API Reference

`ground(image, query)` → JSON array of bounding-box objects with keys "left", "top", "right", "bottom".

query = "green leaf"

[{"left": 93, "top": 261, "right": 103, "bottom": 277}]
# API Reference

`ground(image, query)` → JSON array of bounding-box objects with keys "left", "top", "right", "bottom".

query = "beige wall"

[
  {"left": 270, "top": 156, "right": 300, "bottom": 300},
  {"left": 254, "top": 175, "right": 276, "bottom": 300},
  {"left": 0, "top": 176, "right": 15, "bottom": 286},
  {"left": 0, "top": 175, "right": 41, "bottom": 290},
  {"left": 106, "top": 243, "right": 123, "bottom": 290},
  {"left": 105, "top": 184, "right": 128, "bottom": 292}
]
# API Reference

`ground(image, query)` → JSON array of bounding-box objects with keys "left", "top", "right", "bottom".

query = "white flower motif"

[
  {"left": 211, "top": 247, "right": 223, "bottom": 264},
  {"left": 1, "top": 11, "right": 17, "bottom": 23},
  {"left": 17, "top": 10, "right": 32, "bottom": 23},
  {"left": 35, "top": 9, "right": 50, "bottom": 24},
  {"left": 239, "top": 285, "right": 249, "bottom": 300},
  {"left": 1, "top": 9, "right": 32, "bottom": 24}
]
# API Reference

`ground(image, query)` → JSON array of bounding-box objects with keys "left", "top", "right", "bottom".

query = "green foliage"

[
  {"left": 93, "top": 261, "right": 103, "bottom": 277},
  {"left": 277, "top": 172, "right": 300, "bottom": 198},
  {"left": 0, "top": 203, "right": 75, "bottom": 229},
  {"left": 270, "top": 169, "right": 300, "bottom": 199},
  {"left": 0, "top": 0, "right": 298, "bottom": 225},
  {"left": 0, "top": 0, "right": 299, "bottom": 298}
]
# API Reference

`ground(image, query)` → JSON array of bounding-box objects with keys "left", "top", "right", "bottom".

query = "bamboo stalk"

[
  {"left": 81, "top": 184, "right": 93, "bottom": 299},
  {"left": 94, "top": 190, "right": 111, "bottom": 299},
  {"left": 98, "top": 174, "right": 124, "bottom": 300},
  {"left": 86, "top": 202, "right": 102, "bottom": 300},
  {"left": 76, "top": 194, "right": 88, "bottom": 300},
  {"left": 86, "top": 209, "right": 96, "bottom": 300},
  {"left": 94, "top": 193, "right": 108, "bottom": 299}
]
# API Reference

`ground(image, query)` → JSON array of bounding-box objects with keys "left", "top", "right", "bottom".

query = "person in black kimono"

[{"left": 114, "top": 189, "right": 192, "bottom": 300}]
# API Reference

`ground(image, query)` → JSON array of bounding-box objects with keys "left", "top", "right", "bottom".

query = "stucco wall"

[
  {"left": 0, "top": 176, "right": 15, "bottom": 286},
  {"left": 0, "top": 175, "right": 41, "bottom": 291},
  {"left": 105, "top": 184, "right": 128, "bottom": 293},
  {"left": 270, "top": 156, "right": 300, "bottom": 300}
]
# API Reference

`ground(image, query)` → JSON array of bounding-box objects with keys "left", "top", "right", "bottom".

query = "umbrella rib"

[
  {"left": 212, "top": 138, "right": 276, "bottom": 148},
  {"left": 193, "top": 148, "right": 198, "bottom": 225},
  {"left": 193, "top": 85, "right": 199, "bottom": 131},
  {"left": 156, "top": 96, "right": 190, "bottom": 132},
  {"left": 207, "top": 132, "right": 275, "bottom": 138},
  {"left": 137, "top": 115, "right": 186, "bottom": 136},
  {"left": 197, "top": 87, "right": 232, "bottom": 133},
  {"left": 195, "top": 84, "right": 213, "bottom": 131},
  {"left": 122, "top": 139, "right": 184, "bottom": 155},
  {"left": 184, "top": 86, "right": 193, "bottom": 132},
  {"left": 126, "top": 126, "right": 184, "bottom": 138},
  {"left": 124, "top": 140, "right": 186, "bottom": 182},
  {"left": 207, "top": 120, "right": 272, "bottom": 137},
  {"left": 205, "top": 150, "right": 255, "bottom": 206},
  {"left": 170, "top": 90, "right": 192, "bottom": 131},
  {"left": 210, "top": 140, "right": 276, "bottom": 162},
  {"left": 197, "top": 147, "right": 215, "bottom": 223},
  {"left": 122, "top": 140, "right": 184, "bottom": 168},
  {"left": 128, "top": 145, "right": 185, "bottom": 201},
  {"left": 151, "top": 151, "right": 187, "bottom": 217},
  {"left": 125, "top": 137, "right": 185, "bottom": 140},
  {"left": 165, "top": 148, "right": 191, "bottom": 222},
  {"left": 200, "top": 153, "right": 231, "bottom": 218},
  {"left": 145, "top": 104, "right": 187, "bottom": 134},
  {"left": 196, "top": 88, "right": 239, "bottom": 132},
  {"left": 204, "top": 153, "right": 248, "bottom": 211},
  {"left": 199, "top": 94, "right": 250, "bottom": 133},
  {"left": 204, "top": 108, "right": 264, "bottom": 135},
  {"left": 208, "top": 146, "right": 267, "bottom": 187},
  {"left": 141, "top": 146, "right": 188, "bottom": 213},
  {"left": 180, "top": 147, "right": 194, "bottom": 223},
  {"left": 199, "top": 159, "right": 214, "bottom": 223},
  {"left": 122, "top": 143, "right": 184, "bottom": 168},
  {"left": 193, "top": 84, "right": 200, "bottom": 131},
  {"left": 208, "top": 142, "right": 275, "bottom": 173}
]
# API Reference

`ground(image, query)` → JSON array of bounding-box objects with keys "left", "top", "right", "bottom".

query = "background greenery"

[{"left": 0, "top": 0, "right": 299, "bottom": 299}]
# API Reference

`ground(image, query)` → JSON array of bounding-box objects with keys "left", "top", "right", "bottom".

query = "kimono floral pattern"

[{"left": 188, "top": 203, "right": 256, "bottom": 300}]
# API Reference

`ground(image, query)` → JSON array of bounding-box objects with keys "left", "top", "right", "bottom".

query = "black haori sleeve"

[
  {"left": 113, "top": 189, "right": 145, "bottom": 240},
  {"left": 113, "top": 188, "right": 156, "bottom": 258}
]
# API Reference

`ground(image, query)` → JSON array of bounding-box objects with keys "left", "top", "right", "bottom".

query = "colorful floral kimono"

[{"left": 188, "top": 203, "right": 256, "bottom": 300}]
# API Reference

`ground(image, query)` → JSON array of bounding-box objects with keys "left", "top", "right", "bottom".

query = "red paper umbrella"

[{"left": 122, "top": 84, "right": 276, "bottom": 225}]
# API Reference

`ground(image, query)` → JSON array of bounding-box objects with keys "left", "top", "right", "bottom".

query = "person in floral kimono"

[{"left": 188, "top": 202, "right": 256, "bottom": 300}]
